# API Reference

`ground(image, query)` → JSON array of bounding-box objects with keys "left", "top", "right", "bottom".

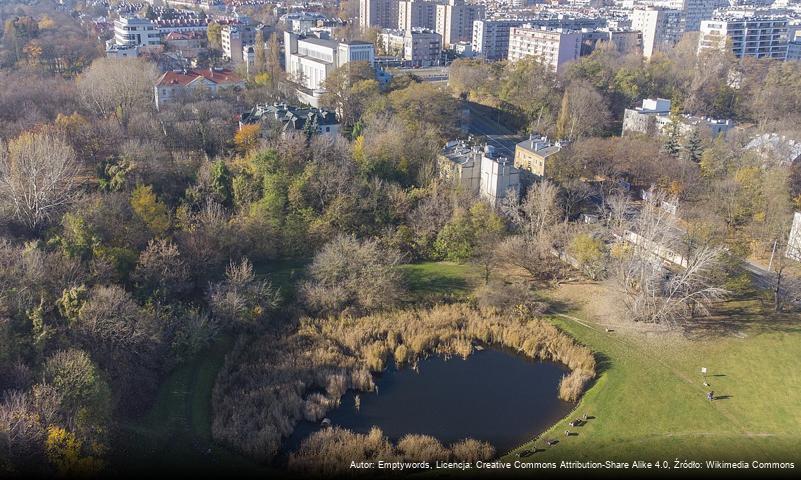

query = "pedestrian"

[{"left": 707, "top": 391, "right": 714, "bottom": 401}]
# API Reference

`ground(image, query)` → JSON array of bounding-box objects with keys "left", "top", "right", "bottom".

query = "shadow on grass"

[{"left": 680, "top": 294, "right": 801, "bottom": 339}]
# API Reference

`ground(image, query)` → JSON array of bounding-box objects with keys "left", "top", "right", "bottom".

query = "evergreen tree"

[
  {"left": 682, "top": 128, "right": 704, "bottom": 163},
  {"left": 662, "top": 113, "right": 681, "bottom": 157}
]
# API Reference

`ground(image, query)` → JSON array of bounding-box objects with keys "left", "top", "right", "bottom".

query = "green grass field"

[
  {"left": 399, "top": 261, "right": 481, "bottom": 303},
  {"left": 503, "top": 297, "right": 801, "bottom": 463}
]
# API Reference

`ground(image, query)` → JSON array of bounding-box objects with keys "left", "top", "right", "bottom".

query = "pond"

[{"left": 285, "top": 347, "right": 575, "bottom": 455}]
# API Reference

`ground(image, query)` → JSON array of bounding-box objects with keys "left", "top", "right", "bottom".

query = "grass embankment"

[
  {"left": 111, "top": 335, "right": 262, "bottom": 473},
  {"left": 505, "top": 292, "right": 801, "bottom": 463}
]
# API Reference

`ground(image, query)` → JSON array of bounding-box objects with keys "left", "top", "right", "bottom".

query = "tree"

[
  {"left": 502, "top": 179, "right": 561, "bottom": 240},
  {"left": 0, "top": 132, "right": 81, "bottom": 231},
  {"left": 434, "top": 202, "right": 505, "bottom": 262},
  {"left": 209, "top": 160, "right": 233, "bottom": 206},
  {"left": 266, "top": 32, "right": 282, "bottom": 91},
  {"left": 321, "top": 61, "right": 376, "bottom": 126},
  {"left": 208, "top": 258, "right": 280, "bottom": 330},
  {"left": 207, "top": 23, "right": 222, "bottom": 50},
  {"left": 568, "top": 233, "right": 607, "bottom": 280},
  {"left": 76, "top": 58, "right": 157, "bottom": 126},
  {"left": 614, "top": 189, "right": 729, "bottom": 324},
  {"left": 301, "top": 234, "right": 405, "bottom": 316},
  {"left": 130, "top": 185, "right": 169, "bottom": 236},
  {"left": 132, "top": 238, "right": 190, "bottom": 300},
  {"left": 555, "top": 80, "right": 611, "bottom": 140},
  {"left": 682, "top": 128, "right": 703, "bottom": 163},
  {"left": 43, "top": 349, "right": 109, "bottom": 420}
]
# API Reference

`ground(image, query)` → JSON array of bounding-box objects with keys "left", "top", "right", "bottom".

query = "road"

[{"left": 465, "top": 101, "right": 525, "bottom": 157}]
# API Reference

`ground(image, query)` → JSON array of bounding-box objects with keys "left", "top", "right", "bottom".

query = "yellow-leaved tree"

[{"left": 130, "top": 184, "right": 170, "bottom": 236}]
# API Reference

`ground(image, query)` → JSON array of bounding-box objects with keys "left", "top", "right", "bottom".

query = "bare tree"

[
  {"left": 501, "top": 180, "right": 561, "bottom": 239},
  {"left": 301, "top": 234, "right": 405, "bottom": 316},
  {"left": 615, "top": 189, "right": 729, "bottom": 324},
  {"left": 0, "top": 133, "right": 81, "bottom": 231},
  {"left": 76, "top": 57, "right": 158, "bottom": 126}
]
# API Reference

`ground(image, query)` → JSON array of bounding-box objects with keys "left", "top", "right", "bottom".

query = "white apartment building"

[
  {"left": 698, "top": 15, "right": 789, "bottom": 60},
  {"left": 631, "top": 7, "right": 685, "bottom": 58},
  {"left": 284, "top": 31, "right": 375, "bottom": 105},
  {"left": 507, "top": 26, "right": 582, "bottom": 73},
  {"left": 114, "top": 16, "right": 160, "bottom": 49},
  {"left": 381, "top": 28, "right": 442, "bottom": 65},
  {"left": 435, "top": 0, "right": 486, "bottom": 48},
  {"left": 398, "top": 0, "right": 443, "bottom": 31},
  {"left": 360, "top": 0, "right": 399, "bottom": 29},
  {"left": 472, "top": 19, "right": 530, "bottom": 59}
]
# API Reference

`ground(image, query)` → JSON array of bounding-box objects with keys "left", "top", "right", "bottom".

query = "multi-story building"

[
  {"left": 398, "top": 0, "right": 443, "bottom": 31},
  {"left": 114, "top": 16, "right": 160, "bottom": 49},
  {"left": 479, "top": 145, "right": 520, "bottom": 207},
  {"left": 678, "top": 0, "right": 728, "bottom": 31},
  {"left": 435, "top": 0, "right": 486, "bottom": 48},
  {"left": 360, "top": 0, "right": 400, "bottom": 30},
  {"left": 514, "top": 135, "right": 563, "bottom": 179},
  {"left": 221, "top": 24, "right": 258, "bottom": 64},
  {"left": 507, "top": 26, "right": 582, "bottom": 72},
  {"left": 438, "top": 141, "right": 520, "bottom": 207},
  {"left": 404, "top": 28, "right": 442, "bottom": 65},
  {"left": 472, "top": 19, "right": 530, "bottom": 59},
  {"left": 622, "top": 98, "right": 734, "bottom": 137},
  {"left": 631, "top": 7, "right": 685, "bottom": 58},
  {"left": 284, "top": 31, "right": 375, "bottom": 106},
  {"left": 698, "top": 14, "right": 790, "bottom": 60},
  {"left": 379, "top": 28, "right": 442, "bottom": 65},
  {"left": 472, "top": 16, "right": 607, "bottom": 60}
]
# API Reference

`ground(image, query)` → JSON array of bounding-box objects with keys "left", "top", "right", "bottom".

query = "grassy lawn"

[
  {"left": 400, "top": 261, "right": 482, "bottom": 303},
  {"left": 503, "top": 289, "right": 801, "bottom": 463}
]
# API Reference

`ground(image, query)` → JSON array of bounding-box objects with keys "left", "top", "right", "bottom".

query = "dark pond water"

[{"left": 285, "top": 348, "right": 574, "bottom": 455}]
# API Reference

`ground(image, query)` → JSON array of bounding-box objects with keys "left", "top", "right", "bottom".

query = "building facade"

[
  {"left": 472, "top": 19, "right": 530, "bottom": 59},
  {"left": 114, "top": 16, "right": 160, "bottom": 48},
  {"left": 698, "top": 15, "right": 789, "bottom": 60},
  {"left": 631, "top": 7, "right": 684, "bottom": 58},
  {"left": 622, "top": 98, "right": 734, "bottom": 138},
  {"left": 154, "top": 68, "right": 244, "bottom": 109},
  {"left": 284, "top": 31, "right": 375, "bottom": 105},
  {"left": 398, "top": 0, "right": 442, "bottom": 31},
  {"left": 439, "top": 141, "right": 520, "bottom": 206},
  {"left": 435, "top": 0, "right": 486, "bottom": 48},
  {"left": 507, "top": 27, "right": 582, "bottom": 72},
  {"left": 360, "top": 0, "right": 400, "bottom": 29},
  {"left": 514, "top": 135, "right": 563, "bottom": 179}
]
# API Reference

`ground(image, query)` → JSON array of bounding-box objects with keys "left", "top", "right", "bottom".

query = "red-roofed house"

[{"left": 154, "top": 68, "right": 245, "bottom": 109}]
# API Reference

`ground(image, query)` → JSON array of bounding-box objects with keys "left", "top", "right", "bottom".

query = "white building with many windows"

[
  {"left": 630, "top": 7, "right": 685, "bottom": 58},
  {"left": 114, "top": 16, "right": 160, "bottom": 49},
  {"left": 435, "top": 0, "right": 485, "bottom": 48},
  {"left": 698, "top": 14, "right": 790, "bottom": 60},
  {"left": 284, "top": 31, "right": 375, "bottom": 106},
  {"left": 507, "top": 26, "right": 582, "bottom": 72}
]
